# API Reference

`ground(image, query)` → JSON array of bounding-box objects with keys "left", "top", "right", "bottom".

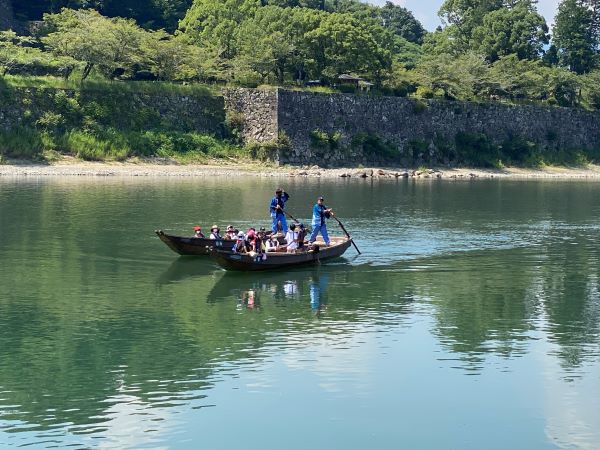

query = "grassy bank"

[
  {"left": 0, "top": 75, "right": 242, "bottom": 163},
  {"left": 0, "top": 127, "right": 251, "bottom": 163},
  {"left": 0, "top": 75, "right": 218, "bottom": 96},
  {"left": 1, "top": 76, "right": 600, "bottom": 168}
]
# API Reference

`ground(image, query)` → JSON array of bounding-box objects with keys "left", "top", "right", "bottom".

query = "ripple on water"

[{"left": 2, "top": 179, "right": 600, "bottom": 449}]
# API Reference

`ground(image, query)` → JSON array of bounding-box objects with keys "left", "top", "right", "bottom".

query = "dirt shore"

[{"left": 2, "top": 157, "right": 600, "bottom": 180}]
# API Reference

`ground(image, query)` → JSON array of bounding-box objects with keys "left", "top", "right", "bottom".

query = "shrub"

[
  {"left": 0, "top": 127, "right": 44, "bottom": 158},
  {"left": 124, "top": 130, "right": 243, "bottom": 161},
  {"left": 247, "top": 132, "right": 291, "bottom": 161},
  {"left": 412, "top": 99, "right": 428, "bottom": 114},
  {"left": 36, "top": 111, "right": 65, "bottom": 132},
  {"left": 455, "top": 132, "right": 499, "bottom": 167},
  {"left": 225, "top": 110, "right": 245, "bottom": 142},
  {"left": 309, "top": 129, "right": 341, "bottom": 151},
  {"left": 407, "top": 139, "right": 429, "bottom": 162},
  {"left": 416, "top": 86, "right": 435, "bottom": 99},
  {"left": 500, "top": 137, "right": 540, "bottom": 166},
  {"left": 247, "top": 141, "right": 279, "bottom": 161},
  {"left": 351, "top": 133, "right": 398, "bottom": 160},
  {"left": 63, "top": 130, "right": 130, "bottom": 161}
]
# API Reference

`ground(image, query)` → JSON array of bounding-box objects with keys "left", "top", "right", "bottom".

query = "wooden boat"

[
  {"left": 210, "top": 237, "right": 353, "bottom": 271},
  {"left": 155, "top": 230, "right": 236, "bottom": 256}
]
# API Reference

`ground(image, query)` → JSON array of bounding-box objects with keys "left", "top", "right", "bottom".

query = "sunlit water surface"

[{"left": 1, "top": 177, "right": 599, "bottom": 449}]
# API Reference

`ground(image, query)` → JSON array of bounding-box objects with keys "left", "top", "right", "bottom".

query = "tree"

[
  {"left": 553, "top": 0, "right": 597, "bottom": 74},
  {"left": 41, "top": 9, "right": 148, "bottom": 80},
  {"left": 12, "top": 0, "right": 192, "bottom": 31},
  {"left": 378, "top": 2, "right": 426, "bottom": 44},
  {"left": 422, "top": 26, "right": 463, "bottom": 56},
  {"left": 0, "top": 30, "right": 77, "bottom": 78},
  {"left": 179, "top": 0, "right": 259, "bottom": 54},
  {"left": 329, "top": 0, "right": 425, "bottom": 43},
  {"left": 471, "top": 1, "right": 549, "bottom": 62},
  {"left": 304, "top": 13, "right": 391, "bottom": 83},
  {"left": 581, "top": 69, "right": 600, "bottom": 108},
  {"left": 101, "top": 0, "right": 193, "bottom": 31},
  {"left": 142, "top": 31, "right": 207, "bottom": 80},
  {"left": 416, "top": 53, "right": 489, "bottom": 100},
  {"left": 12, "top": 1, "right": 105, "bottom": 21},
  {"left": 439, "top": 0, "right": 504, "bottom": 46}
]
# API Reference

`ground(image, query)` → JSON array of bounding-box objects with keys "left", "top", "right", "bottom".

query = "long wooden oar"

[
  {"left": 284, "top": 210, "right": 300, "bottom": 223},
  {"left": 331, "top": 214, "right": 361, "bottom": 255}
]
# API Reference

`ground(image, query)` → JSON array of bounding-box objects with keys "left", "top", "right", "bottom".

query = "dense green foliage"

[
  {"left": 0, "top": 78, "right": 243, "bottom": 162},
  {"left": 3, "top": 0, "right": 600, "bottom": 164},
  {"left": 553, "top": 0, "right": 598, "bottom": 74},
  {"left": 2, "top": 0, "right": 600, "bottom": 108},
  {"left": 12, "top": 0, "right": 193, "bottom": 31}
]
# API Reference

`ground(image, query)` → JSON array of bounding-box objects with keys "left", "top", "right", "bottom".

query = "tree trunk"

[{"left": 82, "top": 62, "right": 94, "bottom": 81}]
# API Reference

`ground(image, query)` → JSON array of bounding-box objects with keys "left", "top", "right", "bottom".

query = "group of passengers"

[
  {"left": 193, "top": 224, "right": 237, "bottom": 240},
  {"left": 192, "top": 187, "right": 333, "bottom": 255}
]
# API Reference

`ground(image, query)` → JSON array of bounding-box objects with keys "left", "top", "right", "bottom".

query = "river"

[{"left": 1, "top": 177, "right": 599, "bottom": 449}]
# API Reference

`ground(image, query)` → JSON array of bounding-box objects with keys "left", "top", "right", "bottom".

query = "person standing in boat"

[
  {"left": 309, "top": 196, "right": 332, "bottom": 246},
  {"left": 269, "top": 187, "right": 289, "bottom": 234}
]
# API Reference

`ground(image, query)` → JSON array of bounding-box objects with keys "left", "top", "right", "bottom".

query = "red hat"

[
  {"left": 247, "top": 229, "right": 256, "bottom": 238},
  {"left": 194, "top": 226, "right": 201, "bottom": 231}
]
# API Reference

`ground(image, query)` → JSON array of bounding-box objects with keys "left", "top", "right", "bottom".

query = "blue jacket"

[
  {"left": 270, "top": 192, "right": 289, "bottom": 216},
  {"left": 312, "top": 203, "right": 328, "bottom": 227}
]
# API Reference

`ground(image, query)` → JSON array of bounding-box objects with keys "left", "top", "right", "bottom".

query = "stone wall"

[
  {"left": 275, "top": 89, "right": 600, "bottom": 165},
  {"left": 0, "top": 87, "right": 225, "bottom": 134},
  {"left": 222, "top": 88, "right": 278, "bottom": 143},
  {"left": 4, "top": 83, "right": 600, "bottom": 166}
]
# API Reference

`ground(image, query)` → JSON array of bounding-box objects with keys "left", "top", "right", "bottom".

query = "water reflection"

[
  {"left": 208, "top": 269, "right": 330, "bottom": 315},
  {"left": 155, "top": 257, "right": 216, "bottom": 285},
  {"left": 2, "top": 178, "right": 600, "bottom": 449},
  {"left": 239, "top": 288, "right": 261, "bottom": 310},
  {"left": 310, "top": 274, "right": 328, "bottom": 316}
]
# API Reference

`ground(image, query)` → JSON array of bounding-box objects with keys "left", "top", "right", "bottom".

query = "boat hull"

[
  {"left": 210, "top": 238, "right": 353, "bottom": 271},
  {"left": 155, "top": 230, "right": 235, "bottom": 256}
]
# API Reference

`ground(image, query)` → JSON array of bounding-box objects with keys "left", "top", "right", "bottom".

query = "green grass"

[
  {"left": 3, "top": 75, "right": 217, "bottom": 96},
  {"left": 0, "top": 127, "right": 44, "bottom": 158},
  {"left": 0, "top": 127, "right": 248, "bottom": 162}
]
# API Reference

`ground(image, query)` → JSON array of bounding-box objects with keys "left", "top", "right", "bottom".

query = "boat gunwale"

[
  {"left": 210, "top": 237, "right": 353, "bottom": 271},
  {"left": 155, "top": 229, "right": 235, "bottom": 256}
]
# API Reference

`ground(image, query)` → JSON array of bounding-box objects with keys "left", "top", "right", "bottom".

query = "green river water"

[{"left": 0, "top": 177, "right": 599, "bottom": 449}]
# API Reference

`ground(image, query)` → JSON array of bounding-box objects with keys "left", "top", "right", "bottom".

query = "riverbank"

[{"left": 2, "top": 157, "right": 600, "bottom": 179}]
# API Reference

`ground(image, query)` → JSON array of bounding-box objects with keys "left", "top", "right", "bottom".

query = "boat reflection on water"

[
  {"left": 209, "top": 269, "right": 330, "bottom": 314},
  {"left": 155, "top": 257, "right": 216, "bottom": 285},
  {"left": 310, "top": 274, "right": 328, "bottom": 316},
  {"left": 238, "top": 288, "right": 261, "bottom": 310}
]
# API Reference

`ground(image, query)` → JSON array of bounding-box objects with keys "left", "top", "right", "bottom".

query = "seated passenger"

[
  {"left": 193, "top": 226, "right": 204, "bottom": 238},
  {"left": 297, "top": 223, "right": 307, "bottom": 250},
  {"left": 233, "top": 232, "right": 246, "bottom": 253},
  {"left": 209, "top": 225, "right": 222, "bottom": 240},
  {"left": 266, "top": 235, "right": 279, "bottom": 252},
  {"left": 257, "top": 228, "right": 268, "bottom": 252},
  {"left": 246, "top": 228, "right": 257, "bottom": 253},
  {"left": 285, "top": 223, "right": 299, "bottom": 254},
  {"left": 225, "top": 224, "right": 236, "bottom": 240}
]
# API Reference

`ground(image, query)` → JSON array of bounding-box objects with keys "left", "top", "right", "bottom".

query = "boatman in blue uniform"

[
  {"left": 309, "top": 196, "right": 333, "bottom": 246},
  {"left": 270, "top": 187, "right": 289, "bottom": 234}
]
